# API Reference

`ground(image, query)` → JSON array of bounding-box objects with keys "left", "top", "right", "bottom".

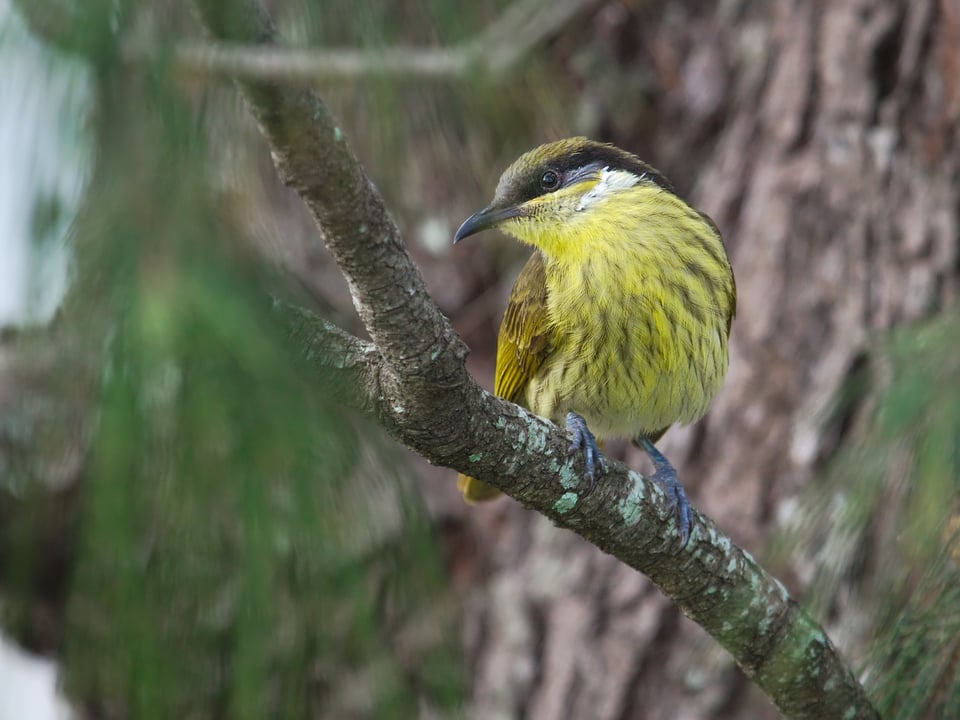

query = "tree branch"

[
  {"left": 1, "top": 0, "right": 877, "bottom": 714},
  {"left": 166, "top": 42, "right": 471, "bottom": 81},
  {"left": 136, "top": 0, "right": 598, "bottom": 82},
  {"left": 188, "top": 3, "right": 879, "bottom": 717}
]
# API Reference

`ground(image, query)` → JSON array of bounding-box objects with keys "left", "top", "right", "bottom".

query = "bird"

[{"left": 453, "top": 137, "right": 735, "bottom": 545}]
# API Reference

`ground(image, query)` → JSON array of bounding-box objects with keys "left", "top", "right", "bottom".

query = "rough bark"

[{"left": 447, "top": 1, "right": 960, "bottom": 719}]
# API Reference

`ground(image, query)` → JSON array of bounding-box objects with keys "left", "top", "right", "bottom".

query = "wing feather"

[
  {"left": 458, "top": 251, "right": 554, "bottom": 503},
  {"left": 495, "top": 251, "right": 554, "bottom": 405}
]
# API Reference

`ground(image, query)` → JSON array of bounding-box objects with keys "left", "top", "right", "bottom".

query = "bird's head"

[{"left": 453, "top": 137, "right": 675, "bottom": 254}]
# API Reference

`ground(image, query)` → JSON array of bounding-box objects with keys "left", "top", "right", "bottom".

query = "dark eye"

[{"left": 540, "top": 169, "right": 561, "bottom": 191}]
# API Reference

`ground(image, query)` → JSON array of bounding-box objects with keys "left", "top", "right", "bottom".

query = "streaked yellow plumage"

[{"left": 455, "top": 138, "right": 735, "bottom": 514}]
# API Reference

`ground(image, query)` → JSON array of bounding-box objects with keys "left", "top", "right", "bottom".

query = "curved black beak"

[{"left": 453, "top": 204, "right": 523, "bottom": 243}]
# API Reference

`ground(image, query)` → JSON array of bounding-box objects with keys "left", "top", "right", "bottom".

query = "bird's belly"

[{"left": 524, "top": 306, "right": 728, "bottom": 441}]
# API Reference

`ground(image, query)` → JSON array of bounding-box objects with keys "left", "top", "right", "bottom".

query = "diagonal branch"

[{"left": 192, "top": 2, "right": 878, "bottom": 718}]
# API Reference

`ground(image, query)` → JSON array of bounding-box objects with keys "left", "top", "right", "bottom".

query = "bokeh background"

[{"left": 1, "top": 0, "right": 958, "bottom": 718}]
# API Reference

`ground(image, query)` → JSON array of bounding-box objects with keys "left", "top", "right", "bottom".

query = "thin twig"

[
  {"left": 145, "top": 0, "right": 599, "bottom": 82},
  {"left": 169, "top": 42, "right": 474, "bottom": 81}
]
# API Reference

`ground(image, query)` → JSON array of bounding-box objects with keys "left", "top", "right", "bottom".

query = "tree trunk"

[{"left": 450, "top": 1, "right": 960, "bottom": 717}]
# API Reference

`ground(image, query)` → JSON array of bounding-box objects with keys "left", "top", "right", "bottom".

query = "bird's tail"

[{"left": 456, "top": 474, "right": 502, "bottom": 503}]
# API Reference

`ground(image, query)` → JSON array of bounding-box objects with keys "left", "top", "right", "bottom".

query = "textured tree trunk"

[{"left": 450, "top": 1, "right": 960, "bottom": 717}]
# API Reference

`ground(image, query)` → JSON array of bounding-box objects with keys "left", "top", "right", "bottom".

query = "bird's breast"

[{"left": 525, "top": 250, "right": 730, "bottom": 440}]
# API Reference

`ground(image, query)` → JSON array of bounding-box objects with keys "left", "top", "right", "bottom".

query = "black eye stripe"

[{"left": 495, "top": 141, "right": 679, "bottom": 209}]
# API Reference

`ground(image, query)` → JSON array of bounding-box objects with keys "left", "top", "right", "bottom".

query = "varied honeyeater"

[{"left": 453, "top": 138, "right": 735, "bottom": 544}]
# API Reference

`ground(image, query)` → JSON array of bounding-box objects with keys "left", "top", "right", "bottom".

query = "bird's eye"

[{"left": 540, "top": 169, "right": 561, "bottom": 191}]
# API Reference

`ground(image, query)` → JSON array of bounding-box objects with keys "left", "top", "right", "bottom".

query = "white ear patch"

[{"left": 576, "top": 168, "right": 642, "bottom": 211}]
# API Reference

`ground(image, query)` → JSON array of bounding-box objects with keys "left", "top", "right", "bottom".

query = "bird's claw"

[
  {"left": 566, "top": 412, "right": 606, "bottom": 494},
  {"left": 657, "top": 473, "right": 692, "bottom": 548},
  {"left": 639, "top": 437, "right": 693, "bottom": 547}
]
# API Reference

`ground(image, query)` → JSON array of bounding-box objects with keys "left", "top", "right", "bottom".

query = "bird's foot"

[
  {"left": 566, "top": 412, "right": 606, "bottom": 494},
  {"left": 639, "top": 437, "right": 693, "bottom": 547}
]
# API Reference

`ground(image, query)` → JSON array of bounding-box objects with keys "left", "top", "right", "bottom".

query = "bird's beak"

[{"left": 453, "top": 204, "right": 523, "bottom": 243}]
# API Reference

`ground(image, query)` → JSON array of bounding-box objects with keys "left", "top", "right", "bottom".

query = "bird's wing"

[
  {"left": 495, "top": 251, "right": 555, "bottom": 405},
  {"left": 457, "top": 251, "right": 554, "bottom": 504}
]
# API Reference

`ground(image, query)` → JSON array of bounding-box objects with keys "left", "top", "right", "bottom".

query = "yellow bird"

[{"left": 453, "top": 138, "right": 735, "bottom": 543}]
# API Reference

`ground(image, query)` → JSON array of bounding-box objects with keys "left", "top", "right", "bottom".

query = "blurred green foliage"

[
  {"left": 777, "top": 313, "right": 960, "bottom": 719},
  {"left": 278, "top": 0, "right": 509, "bottom": 46},
  {"left": 2, "top": 2, "right": 465, "bottom": 717}
]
